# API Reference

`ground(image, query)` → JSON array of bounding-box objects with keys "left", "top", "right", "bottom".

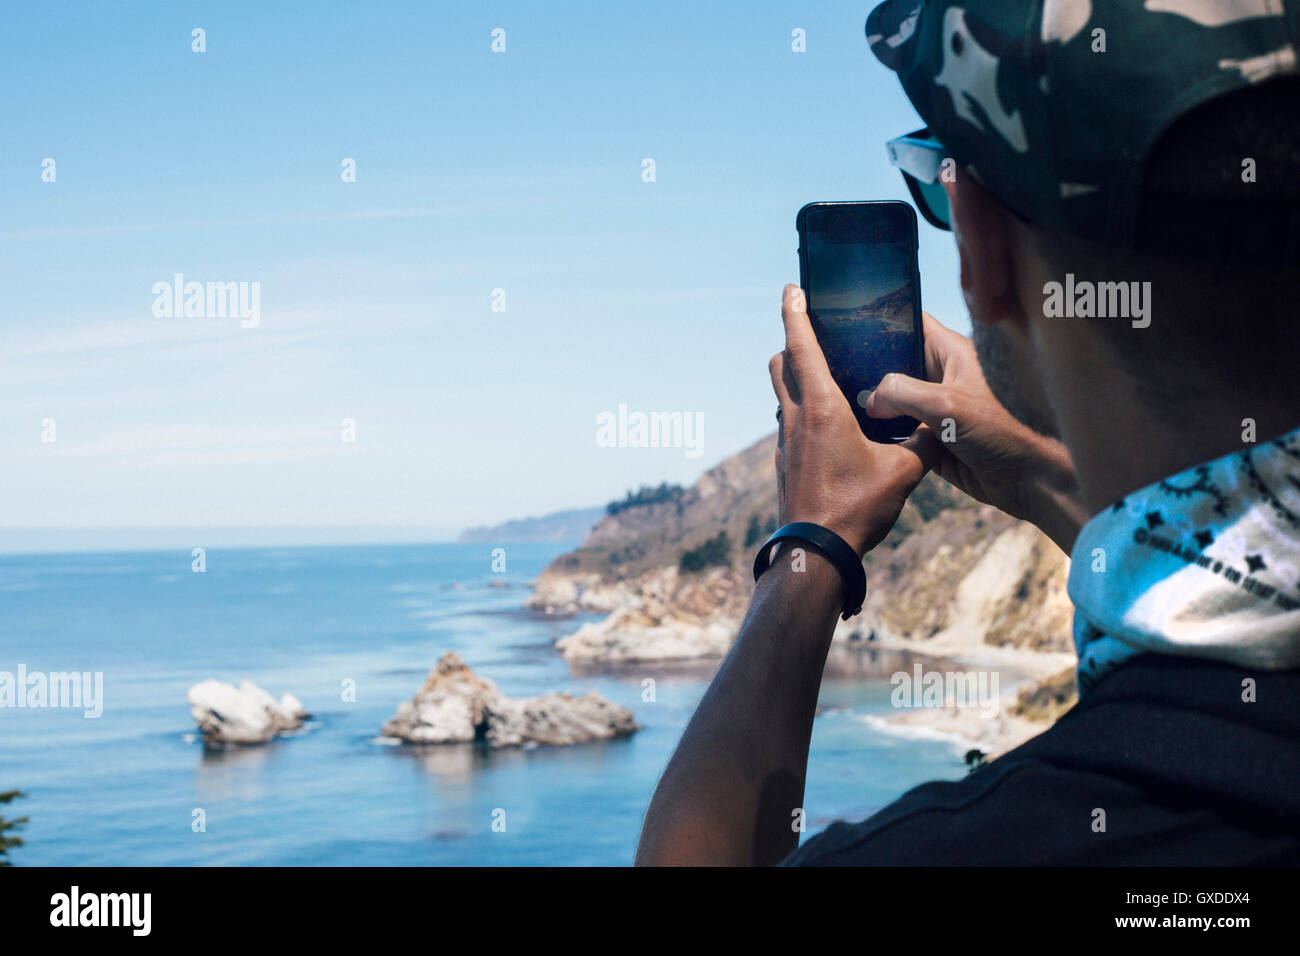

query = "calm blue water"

[{"left": 0, "top": 541, "right": 968, "bottom": 866}]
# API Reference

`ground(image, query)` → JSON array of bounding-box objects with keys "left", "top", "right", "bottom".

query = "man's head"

[
  {"left": 868, "top": 0, "right": 1300, "bottom": 472},
  {"left": 947, "top": 75, "right": 1300, "bottom": 442}
]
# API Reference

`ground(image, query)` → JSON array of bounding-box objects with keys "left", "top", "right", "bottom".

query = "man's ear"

[{"left": 943, "top": 169, "right": 1019, "bottom": 327}]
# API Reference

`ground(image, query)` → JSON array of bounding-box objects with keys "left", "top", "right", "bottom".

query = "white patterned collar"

[{"left": 1067, "top": 427, "right": 1300, "bottom": 695}]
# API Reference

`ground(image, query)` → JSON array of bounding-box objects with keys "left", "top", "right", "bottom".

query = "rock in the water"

[
  {"left": 187, "top": 679, "right": 309, "bottom": 746},
  {"left": 279, "top": 692, "right": 309, "bottom": 720},
  {"left": 381, "top": 652, "right": 638, "bottom": 748}
]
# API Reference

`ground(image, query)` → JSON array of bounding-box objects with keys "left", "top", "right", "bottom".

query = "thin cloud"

[{"left": 0, "top": 198, "right": 547, "bottom": 242}]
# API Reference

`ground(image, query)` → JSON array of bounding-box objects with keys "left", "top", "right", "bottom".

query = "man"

[{"left": 636, "top": 0, "right": 1300, "bottom": 865}]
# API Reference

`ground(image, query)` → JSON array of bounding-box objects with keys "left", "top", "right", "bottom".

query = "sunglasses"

[{"left": 885, "top": 128, "right": 951, "bottom": 230}]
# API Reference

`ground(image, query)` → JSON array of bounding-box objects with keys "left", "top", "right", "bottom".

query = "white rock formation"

[
  {"left": 381, "top": 652, "right": 638, "bottom": 748},
  {"left": 543, "top": 564, "right": 744, "bottom": 663},
  {"left": 279, "top": 692, "right": 309, "bottom": 720},
  {"left": 556, "top": 607, "right": 738, "bottom": 663},
  {"left": 187, "top": 679, "right": 309, "bottom": 746},
  {"left": 527, "top": 573, "right": 632, "bottom": 616}
]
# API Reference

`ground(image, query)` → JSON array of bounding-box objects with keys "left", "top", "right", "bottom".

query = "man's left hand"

[{"left": 768, "top": 283, "right": 940, "bottom": 557}]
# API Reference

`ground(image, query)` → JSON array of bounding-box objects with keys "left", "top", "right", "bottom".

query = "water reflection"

[{"left": 193, "top": 740, "right": 274, "bottom": 800}]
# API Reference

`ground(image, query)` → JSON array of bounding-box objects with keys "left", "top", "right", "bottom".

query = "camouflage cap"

[{"left": 867, "top": 0, "right": 1299, "bottom": 246}]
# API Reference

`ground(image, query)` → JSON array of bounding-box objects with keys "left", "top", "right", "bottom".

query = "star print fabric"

[{"left": 1068, "top": 428, "right": 1300, "bottom": 694}]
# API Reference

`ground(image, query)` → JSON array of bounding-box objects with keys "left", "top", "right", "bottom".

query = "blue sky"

[{"left": 0, "top": 0, "right": 966, "bottom": 550}]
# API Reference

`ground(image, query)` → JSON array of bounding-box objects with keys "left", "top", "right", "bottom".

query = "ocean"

[{"left": 0, "top": 541, "right": 970, "bottom": 866}]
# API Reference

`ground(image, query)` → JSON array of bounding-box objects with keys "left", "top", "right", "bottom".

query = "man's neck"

[{"left": 1048, "top": 355, "right": 1299, "bottom": 518}]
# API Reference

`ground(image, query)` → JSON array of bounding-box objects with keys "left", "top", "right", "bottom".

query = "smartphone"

[{"left": 796, "top": 200, "right": 924, "bottom": 443}]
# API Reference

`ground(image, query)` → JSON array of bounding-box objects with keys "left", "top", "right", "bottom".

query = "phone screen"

[{"left": 798, "top": 202, "right": 923, "bottom": 443}]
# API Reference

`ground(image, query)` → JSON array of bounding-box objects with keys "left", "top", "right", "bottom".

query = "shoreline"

[{"left": 532, "top": 574, "right": 1078, "bottom": 759}]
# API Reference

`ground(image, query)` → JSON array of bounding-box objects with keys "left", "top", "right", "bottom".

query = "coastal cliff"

[{"left": 528, "top": 431, "right": 1079, "bottom": 754}]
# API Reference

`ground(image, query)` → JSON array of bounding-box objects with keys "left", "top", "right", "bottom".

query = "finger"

[
  {"left": 768, "top": 355, "right": 789, "bottom": 518},
  {"left": 865, "top": 372, "right": 953, "bottom": 428},
  {"left": 920, "top": 311, "right": 952, "bottom": 381},
  {"left": 920, "top": 310, "right": 954, "bottom": 342},
  {"left": 899, "top": 423, "right": 943, "bottom": 480},
  {"left": 773, "top": 444, "right": 786, "bottom": 519},
  {"left": 768, "top": 351, "right": 795, "bottom": 409},
  {"left": 768, "top": 356, "right": 789, "bottom": 464},
  {"left": 920, "top": 311, "right": 946, "bottom": 380},
  {"left": 920, "top": 311, "right": 973, "bottom": 382},
  {"left": 780, "top": 284, "right": 835, "bottom": 398}
]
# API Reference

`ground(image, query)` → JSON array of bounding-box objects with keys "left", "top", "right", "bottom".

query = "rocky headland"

[{"left": 528, "top": 431, "right": 1080, "bottom": 756}]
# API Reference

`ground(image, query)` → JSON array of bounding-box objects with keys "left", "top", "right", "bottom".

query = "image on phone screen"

[{"left": 798, "top": 201, "right": 923, "bottom": 443}]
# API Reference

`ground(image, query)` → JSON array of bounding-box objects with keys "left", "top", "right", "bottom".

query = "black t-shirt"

[{"left": 783, "top": 655, "right": 1300, "bottom": 865}]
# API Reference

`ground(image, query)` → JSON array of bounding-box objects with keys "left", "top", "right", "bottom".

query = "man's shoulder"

[
  {"left": 783, "top": 656, "right": 1300, "bottom": 866},
  {"left": 784, "top": 746, "right": 1165, "bottom": 865}
]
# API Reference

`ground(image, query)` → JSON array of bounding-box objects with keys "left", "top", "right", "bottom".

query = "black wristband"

[{"left": 752, "top": 522, "right": 866, "bottom": 620}]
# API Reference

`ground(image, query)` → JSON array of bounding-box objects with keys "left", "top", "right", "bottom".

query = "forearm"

[{"left": 634, "top": 550, "right": 842, "bottom": 866}]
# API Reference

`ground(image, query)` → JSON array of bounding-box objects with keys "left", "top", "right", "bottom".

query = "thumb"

[
  {"left": 899, "top": 423, "right": 943, "bottom": 481},
  {"left": 865, "top": 373, "right": 952, "bottom": 428}
]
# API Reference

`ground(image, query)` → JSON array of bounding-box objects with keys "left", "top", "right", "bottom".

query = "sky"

[{"left": 0, "top": 0, "right": 967, "bottom": 551}]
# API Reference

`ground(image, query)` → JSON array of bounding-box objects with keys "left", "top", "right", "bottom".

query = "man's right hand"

[{"left": 865, "top": 312, "right": 1089, "bottom": 553}]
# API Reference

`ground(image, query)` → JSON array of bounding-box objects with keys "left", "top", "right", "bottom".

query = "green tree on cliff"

[{"left": 679, "top": 531, "right": 732, "bottom": 572}]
